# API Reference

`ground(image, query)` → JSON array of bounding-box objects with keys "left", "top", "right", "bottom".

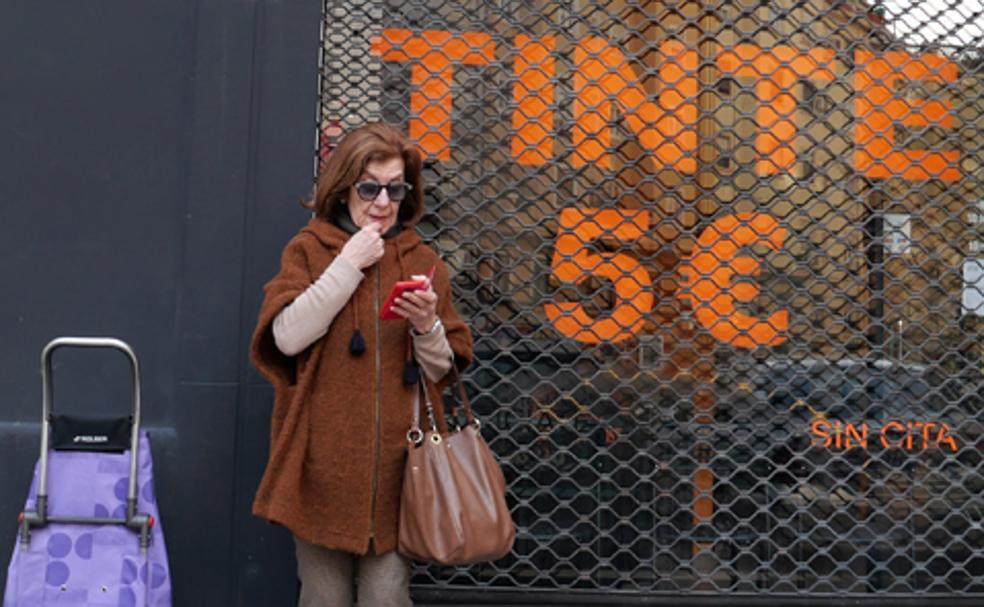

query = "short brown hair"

[{"left": 309, "top": 122, "right": 425, "bottom": 226}]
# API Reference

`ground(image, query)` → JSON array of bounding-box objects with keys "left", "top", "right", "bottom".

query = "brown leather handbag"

[{"left": 398, "top": 369, "right": 516, "bottom": 565}]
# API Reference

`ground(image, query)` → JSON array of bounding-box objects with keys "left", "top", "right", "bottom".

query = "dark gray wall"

[{"left": 0, "top": 1, "right": 321, "bottom": 604}]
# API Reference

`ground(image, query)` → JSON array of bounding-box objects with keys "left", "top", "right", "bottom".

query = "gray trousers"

[{"left": 294, "top": 536, "right": 413, "bottom": 607}]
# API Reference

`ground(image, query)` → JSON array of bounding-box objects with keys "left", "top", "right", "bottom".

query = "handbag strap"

[
  {"left": 406, "top": 363, "right": 477, "bottom": 446},
  {"left": 447, "top": 364, "right": 477, "bottom": 427},
  {"left": 407, "top": 380, "right": 428, "bottom": 446}
]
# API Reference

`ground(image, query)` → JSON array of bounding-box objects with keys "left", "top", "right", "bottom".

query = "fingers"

[
  {"left": 410, "top": 274, "right": 434, "bottom": 292},
  {"left": 400, "top": 289, "right": 437, "bottom": 312},
  {"left": 358, "top": 227, "right": 384, "bottom": 264},
  {"left": 340, "top": 226, "right": 384, "bottom": 269},
  {"left": 393, "top": 289, "right": 437, "bottom": 322},
  {"left": 358, "top": 226, "right": 383, "bottom": 246},
  {"left": 369, "top": 236, "right": 384, "bottom": 260}
]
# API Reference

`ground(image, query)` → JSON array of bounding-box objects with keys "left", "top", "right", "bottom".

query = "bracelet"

[{"left": 411, "top": 317, "right": 442, "bottom": 337}]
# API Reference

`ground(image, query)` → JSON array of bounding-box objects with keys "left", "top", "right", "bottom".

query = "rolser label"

[{"left": 72, "top": 434, "right": 110, "bottom": 444}]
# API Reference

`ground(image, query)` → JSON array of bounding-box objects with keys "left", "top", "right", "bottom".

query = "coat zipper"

[{"left": 368, "top": 264, "right": 382, "bottom": 551}]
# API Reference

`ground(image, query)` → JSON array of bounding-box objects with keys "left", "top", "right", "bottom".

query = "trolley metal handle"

[{"left": 36, "top": 337, "right": 142, "bottom": 523}]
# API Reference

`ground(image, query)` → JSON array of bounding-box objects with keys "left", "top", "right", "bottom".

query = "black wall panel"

[{"left": 0, "top": 1, "right": 321, "bottom": 604}]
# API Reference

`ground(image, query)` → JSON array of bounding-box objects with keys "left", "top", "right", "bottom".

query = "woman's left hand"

[{"left": 393, "top": 275, "right": 439, "bottom": 333}]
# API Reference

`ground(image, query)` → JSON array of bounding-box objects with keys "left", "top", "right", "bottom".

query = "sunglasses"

[{"left": 353, "top": 180, "right": 412, "bottom": 202}]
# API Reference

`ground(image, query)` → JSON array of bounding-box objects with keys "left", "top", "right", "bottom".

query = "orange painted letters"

[
  {"left": 512, "top": 35, "right": 556, "bottom": 165},
  {"left": 813, "top": 419, "right": 959, "bottom": 452},
  {"left": 372, "top": 29, "right": 495, "bottom": 161},
  {"left": 683, "top": 213, "right": 789, "bottom": 348},
  {"left": 854, "top": 50, "right": 960, "bottom": 181},
  {"left": 371, "top": 29, "right": 960, "bottom": 181},
  {"left": 545, "top": 208, "right": 653, "bottom": 344},
  {"left": 717, "top": 45, "right": 836, "bottom": 174},
  {"left": 572, "top": 39, "right": 698, "bottom": 172}
]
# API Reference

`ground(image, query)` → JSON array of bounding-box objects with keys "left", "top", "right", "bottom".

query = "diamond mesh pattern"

[{"left": 320, "top": 0, "right": 984, "bottom": 599}]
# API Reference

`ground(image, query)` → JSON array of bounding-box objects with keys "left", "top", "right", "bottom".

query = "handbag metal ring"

[
  {"left": 430, "top": 433, "right": 443, "bottom": 445},
  {"left": 407, "top": 429, "right": 424, "bottom": 445}
]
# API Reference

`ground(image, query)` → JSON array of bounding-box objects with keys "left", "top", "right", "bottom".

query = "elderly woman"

[{"left": 250, "top": 122, "right": 473, "bottom": 606}]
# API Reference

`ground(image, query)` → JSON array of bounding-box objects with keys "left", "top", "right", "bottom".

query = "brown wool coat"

[{"left": 250, "top": 217, "right": 473, "bottom": 555}]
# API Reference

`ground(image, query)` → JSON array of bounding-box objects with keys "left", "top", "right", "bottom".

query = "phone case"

[{"left": 380, "top": 265, "right": 436, "bottom": 320}]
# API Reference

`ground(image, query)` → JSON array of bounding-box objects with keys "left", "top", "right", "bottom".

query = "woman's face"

[{"left": 347, "top": 156, "right": 406, "bottom": 233}]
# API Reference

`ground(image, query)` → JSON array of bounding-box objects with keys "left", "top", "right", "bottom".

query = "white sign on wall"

[
  {"left": 884, "top": 213, "right": 912, "bottom": 255},
  {"left": 963, "top": 259, "right": 984, "bottom": 317},
  {"left": 971, "top": 199, "right": 984, "bottom": 255},
  {"left": 965, "top": 200, "right": 984, "bottom": 317}
]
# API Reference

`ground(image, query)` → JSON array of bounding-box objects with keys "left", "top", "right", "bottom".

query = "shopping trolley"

[{"left": 3, "top": 337, "right": 171, "bottom": 606}]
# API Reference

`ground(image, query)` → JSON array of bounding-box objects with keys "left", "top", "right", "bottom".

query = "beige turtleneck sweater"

[{"left": 271, "top": 256, "right": 453, "bottom": 381}]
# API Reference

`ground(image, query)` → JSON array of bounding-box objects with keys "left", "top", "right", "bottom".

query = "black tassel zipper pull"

[
  {"left": 403, "top": 360, "right": 420, "bottom": 386},
  {"left": 349, "top": 329, "right": 366, "bottom": 356}
]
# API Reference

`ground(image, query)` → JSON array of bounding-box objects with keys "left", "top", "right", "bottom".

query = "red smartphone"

[{"left": 380, "top": 265, "right": 436, "bottom": 320}]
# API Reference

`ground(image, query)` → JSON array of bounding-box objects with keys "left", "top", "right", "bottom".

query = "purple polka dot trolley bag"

[{"left": 3, "top": 338, "right": 172, "bottom": 607}]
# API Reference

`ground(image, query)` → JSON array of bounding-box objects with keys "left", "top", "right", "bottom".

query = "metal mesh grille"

[{"left": 320, "top": 0, "right": 984, "bottom": 599}]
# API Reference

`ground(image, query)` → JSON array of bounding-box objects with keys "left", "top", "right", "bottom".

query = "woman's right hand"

[{"left": 338, "top": 225, "right": 384, "bottom": 270}]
